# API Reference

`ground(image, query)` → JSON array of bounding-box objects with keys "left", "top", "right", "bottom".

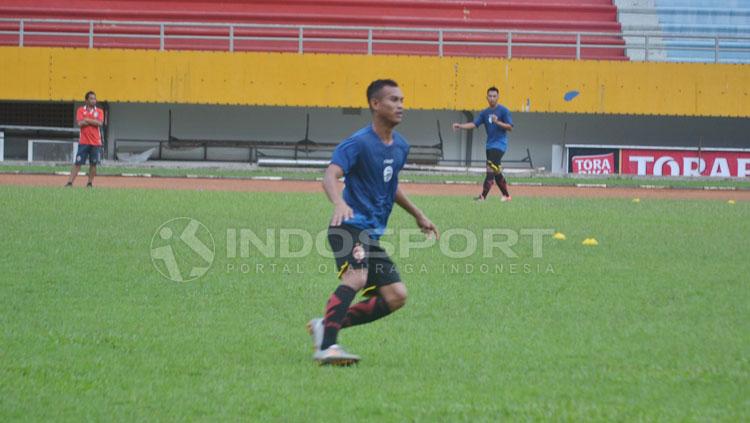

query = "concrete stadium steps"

[{"left": 0, "top": 0, "right": 627, "bottom": 60}]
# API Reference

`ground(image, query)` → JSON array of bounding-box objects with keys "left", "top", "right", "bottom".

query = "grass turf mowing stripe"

[{"left": 0, "top": 186, "right": 747, "bottom": 420}]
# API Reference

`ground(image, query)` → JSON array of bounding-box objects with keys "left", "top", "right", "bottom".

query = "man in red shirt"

[{"left": 66, "top": 91, "right": 104, "bottom": 187}]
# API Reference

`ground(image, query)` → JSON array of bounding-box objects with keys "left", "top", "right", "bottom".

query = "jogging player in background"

[
  {"left": 452, "top": 86, "right": 513, "bottom": 201},
  {"left": 308, "top": 79, "right": 439, "bottom": 366},
  {"left": 66, "top": 91, "right": 104, "bottom": 188}
]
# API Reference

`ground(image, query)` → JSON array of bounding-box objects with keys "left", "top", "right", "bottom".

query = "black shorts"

[
  {"left": 486, "top": 149, "right": 505, "bottom": 173},
  {"left": 327, "top": 224, "right": 401, "bottom": 296},
  {"left": 75, "top": 145, "right": 102, "bottom": 165}
]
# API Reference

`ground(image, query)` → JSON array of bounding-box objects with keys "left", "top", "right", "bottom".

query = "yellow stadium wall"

[{"left": 1, "top": 47, "right": 748, "bottom": 117}]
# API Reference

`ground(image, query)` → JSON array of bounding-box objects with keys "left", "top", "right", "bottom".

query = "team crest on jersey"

[
  {"left": 352, "top": 243, "right": 366, "bottom": 262},
  {"left": 383, "top": 166, "right": 393, "bottom": 182}
]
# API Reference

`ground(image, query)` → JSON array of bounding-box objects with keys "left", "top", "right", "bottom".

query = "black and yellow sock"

[
  {"left": 321, "top": 285, "right": 357, "bottom": 350},
  {"left": 481, "top": 173, "right": 494, "bottom": 198},
  {"left": 494, "top": 173, "right": 510, "bottom": 197},
  {"left": 341, "top": 296, "right": 392, "bottom": 329}
]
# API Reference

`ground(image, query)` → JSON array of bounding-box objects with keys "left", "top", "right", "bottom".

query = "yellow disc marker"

[
  {"left": 582, "top": 238, "right": 599, "bottom": 246},
  {"left": 553, "top": 232, "right": 566, "bottom": 240}
]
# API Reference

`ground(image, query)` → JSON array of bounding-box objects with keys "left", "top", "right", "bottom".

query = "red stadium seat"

[{"left": 0, "top": 0, "right": 627, "bottom": 60}]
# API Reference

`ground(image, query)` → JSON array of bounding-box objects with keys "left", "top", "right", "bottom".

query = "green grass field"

[
  {"left": 1, "top": 185, "right": 748, "bottom": 421},
  {"left": 2, "top": 163, "right": 750, "bottom": 189}
]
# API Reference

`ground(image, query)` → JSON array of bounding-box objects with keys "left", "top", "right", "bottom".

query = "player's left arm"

[
  {"left": 494, "top": 120, "right": 512, "bottom": 131},
  {"left": 492, "top": 109, "right": 513, "bottom": 132},
  {"left": 490, "top": 115, "right": 513, "bottom": 131},
  {"left": 87, "top": 110, "right": 104, "bottom": 127},
  {"left": 395, "top": 186, "right": 439, "bottom": 240},
  {"left": 81, "top": 115, "right": 103, "bottom": 127}
]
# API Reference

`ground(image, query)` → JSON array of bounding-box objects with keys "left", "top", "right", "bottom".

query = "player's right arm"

[
  {"left": 76, "top": 108, "right": 88, "bottom": 128},
  {"left": 79, "top": 119, "right": 102, "bottom": 127},
  {"left": 322, "top": 164, "right": 354, "bottom": 226},
  {"left": 75, "top": 109, "right": 103, "bottom": 127},
  {"left": 453, "top": 112, "right": 483, "bottom": 130},
  {"left": 84, "top": 118, "right": 103, "bottom": 127},
  {"left": 452, "top": 122, "right": 476, "bottom": 130}
]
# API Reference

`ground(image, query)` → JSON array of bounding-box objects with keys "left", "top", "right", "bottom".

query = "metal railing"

[{"left": 0, "top": 17, "right": 748, "bottom": 62}]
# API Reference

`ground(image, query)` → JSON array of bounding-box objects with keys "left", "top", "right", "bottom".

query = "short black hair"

[
  {"left": 366, "top": 79, "right": 399, "bottom": 105},
  {"left": 85, "top": 91, "right": 96, "bottom": 101},
  {"left": 487, "top": 86, "right": 499, "bottom": 95}
]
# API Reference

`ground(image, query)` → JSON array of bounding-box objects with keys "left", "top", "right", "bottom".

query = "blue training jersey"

[
  {"left": 473, "top": 105, "right": 513, "bottom": 152},
  {"left": 330, "top": 125, "right": 410, "bottom": 239}
]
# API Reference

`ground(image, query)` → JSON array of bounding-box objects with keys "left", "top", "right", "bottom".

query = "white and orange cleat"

[
  {"left": 501, "top": 195, "right": 512, "bottom": 202},
  {"left": 313, "top": 344, "right": 361, "bottom": 366},
  {"left": 306, "top": 318, "right": 324, "bottom": 352}
]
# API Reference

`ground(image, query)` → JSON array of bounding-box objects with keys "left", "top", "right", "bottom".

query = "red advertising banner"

[
  {"left": 621, "top": 149, "right": 750, "bottom": 177},
  {"left": 571, "top": 153, "right": 615, "bottom": 174}
]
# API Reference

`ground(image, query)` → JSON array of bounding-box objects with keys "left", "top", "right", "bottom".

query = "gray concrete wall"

[
  {"left": 508, "top": 112, "right": 750, "bottom": 169},
  {"left": 108, "top": 103, "right": 468, "bottom": 163},
  {"left": 108, "top": 103, "right": 750, "bottom": 169}
]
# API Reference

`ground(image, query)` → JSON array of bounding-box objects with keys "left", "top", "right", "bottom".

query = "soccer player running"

[
  {"left": 66, "top": 91, "right": 105, "bottom": 187},
  {"left": 452, "top": 86, "right": 513, "bottom": 201},
  {"left": 308, "top": 79, "right": 439, "bottom": 366}
]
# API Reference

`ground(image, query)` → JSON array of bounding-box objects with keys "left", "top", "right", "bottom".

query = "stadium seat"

[
  {"left": 0, "top": 0, "right": 627, "bottom": 60},
  {"left": 618, "top": 0, "right": 750, "bottom": 63}
]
